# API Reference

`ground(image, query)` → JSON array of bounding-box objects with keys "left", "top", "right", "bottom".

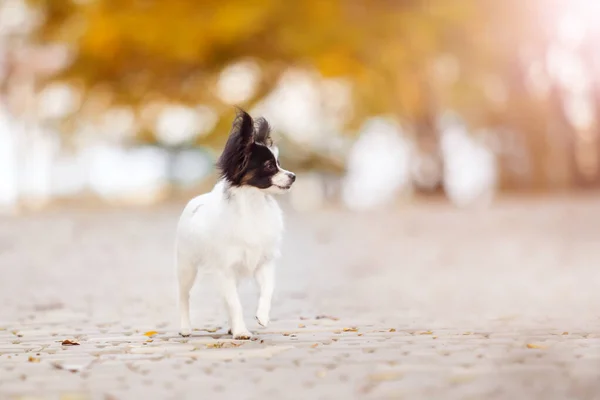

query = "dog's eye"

[{"left": 265, "top": 162, "right": 276, "bottom": 172}]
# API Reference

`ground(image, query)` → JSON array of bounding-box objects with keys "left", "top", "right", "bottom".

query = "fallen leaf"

[
  {"left": 283, "top": 332, "right": 291, "bottom": 336},
  {"left": 432, "top": 336, "right": 438, "bottom": 339},
  {"left": 28, "top": 356, "right": 40, "bottom": 363},
  {"left": 389, "top": 328, "right": 396, "bottom": 332},
  {"left": 316, "top": 315, "right": 339, "bottom": 321},
  {"left": 298, "top": 324, "right": 306, "bottom": 328},
  {"left": 206, "top": 343, "right": 225, "bottom": 349},
  {"left": 343, "top": 327, "right": 358, "bottom": 332},
  {"left": 61, "top": 340, "right": 80, "bottom": 346},
  {"left": 368, "top": 371, "right": 403, "bottom": 382},
  {"left": 419, "top": 331, "right": 433, "bottom": 335},
  {"left": 52, "top": 362, "right": 86, "bottom": 373},
  {"left": 562, "top": 332, "right": 569, "bottom": 335},
  {"left": 462, "top": 332, "right": 472, "bottom": 335},
  {"left": 143, "top": 331, "right": 158, "bottom": 337},
  {"left": 310, "top": 343, "right": 319, "bottom": 348},
  {"left": 299, "top": 316, "right": 309, "bottom": 320},
  {"left": 526, "top": 343, "right": 546, "bottom": 349}
]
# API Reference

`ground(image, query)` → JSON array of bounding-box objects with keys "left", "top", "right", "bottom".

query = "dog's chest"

[{"left": 224, "top": 195, "right": 283, "bottom": 267}]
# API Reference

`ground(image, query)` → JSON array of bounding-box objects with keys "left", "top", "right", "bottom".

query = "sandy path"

[{"left": 1, "top": 197, "right": 600, "bottom": 399}]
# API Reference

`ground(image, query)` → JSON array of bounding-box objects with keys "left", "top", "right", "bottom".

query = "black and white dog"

[{"left": 176, "top": 109, "right": 295, "bottom": 339}]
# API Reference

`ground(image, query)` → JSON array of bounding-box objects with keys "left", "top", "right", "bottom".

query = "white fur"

[{"left": 175, "top": 179, "right": 285, "bottom": 339}]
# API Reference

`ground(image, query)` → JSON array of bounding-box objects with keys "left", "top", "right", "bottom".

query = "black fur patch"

[
  {"left": 242, "top": 144, "right": 278, "bottom": 188},
  {"left": 217, "top": 109, "right": 279, "bottom": 188},
  {"left": 254, "top": 117, "right": 273, "bottom": 147}
]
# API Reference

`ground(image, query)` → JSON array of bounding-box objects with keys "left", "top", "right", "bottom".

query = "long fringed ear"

[
  {"left": 254, "top": 117, "right": 273, "bottom": 147},
  {"left": 217, "top": 108, "right": 255, "bottom": 185}
]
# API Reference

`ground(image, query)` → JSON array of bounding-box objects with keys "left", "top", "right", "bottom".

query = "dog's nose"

[{"left": 288, "top": 173, "right": 296, "bottom": 183}]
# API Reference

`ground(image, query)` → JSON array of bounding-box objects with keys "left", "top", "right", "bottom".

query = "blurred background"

[{"left": 1, "top": 0, "right": 600, "bottom": 213}]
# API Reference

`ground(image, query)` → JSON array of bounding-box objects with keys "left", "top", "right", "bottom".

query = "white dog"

[{"left": 175, "top": 109, "right": 296, "bottom": 339}]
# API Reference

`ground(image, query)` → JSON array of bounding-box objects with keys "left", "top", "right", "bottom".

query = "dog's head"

[{"left": 217, "top": 109, "right": 296, "bottom": 194}]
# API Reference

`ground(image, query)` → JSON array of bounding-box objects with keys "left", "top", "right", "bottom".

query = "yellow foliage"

[{"left": 24, "top": 0, "right": 569, "bottom": 160}]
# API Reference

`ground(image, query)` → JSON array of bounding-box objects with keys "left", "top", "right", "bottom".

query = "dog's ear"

[
  {"left": 217, "top": 108, "right": 255, "bottom": 185},
  {"left": 254, "top": 117, "right": 273, "bottom": 147}
]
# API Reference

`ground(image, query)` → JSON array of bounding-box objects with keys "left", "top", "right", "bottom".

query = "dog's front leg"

[
  {"left": 217, "top": 272, "right": 252, "bottom": 340},
  {"left": 177, "top": 259, "right": 197, "bottom": 337},
  {"left": 255, "top": 261, "right": 275, "bottom": 328}
]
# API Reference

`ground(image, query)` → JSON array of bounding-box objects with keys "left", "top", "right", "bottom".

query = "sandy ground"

[{"left": 1, "top": 196, "right": 600, "bottom": 399}]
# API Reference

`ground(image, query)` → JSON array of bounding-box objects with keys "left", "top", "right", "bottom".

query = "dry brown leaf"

[
  {"left": 419, "top": 331, "right": 433, "bottom": 335},
  {"left": 562, "top": 332, "right": 569, "bottom": 335},
  {"left": 298, "top": 324, "right": 306, "bottom": 328},
  {"left": 282, "top": 332, "right": 291, "bottom": 336},
  {"left": 28, "top": 356, "right": 40, "bottom": 363},
  {"left": 143, "top": 331, "right": 158, "bottom": 337},
  {"left": 51, "top": 362, "right": 85, "bottom": 373},
  {"left": 316, "top": 315, "right": 339, "bottom": 321},
  {"left": 389, "top": 328, "right": 396, "bottom": 332},
  {"left": 343, "top": 327, "right": 358, "bottom": 332},
  {"left": 526, "top": 343, "right": 546, "bottom": 349},
  {"left": 310, "top": 343, "right": 319, "bottom": 348},
  {"left": 206, "top": 342, "right": 225, "bottom": 349},
  {"left": 462, "top": 332, "right": 472, "bottom": 335},
  {"left": 61, "top": 339, "right": 80, "bottom": 346},
  {"left": 432, "top": 336, "right": 438, "bottom": 339}
]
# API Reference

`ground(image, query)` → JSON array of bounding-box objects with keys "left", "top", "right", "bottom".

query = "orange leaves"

[
  {"left": 28, "top": 0, "right": 523, "bottom": 146},
  {"left": 526, "top": 343, "right": 546, "bottom": 349},
  {"left": 316, "top": 52, "right": 361, "bottom": 78}
]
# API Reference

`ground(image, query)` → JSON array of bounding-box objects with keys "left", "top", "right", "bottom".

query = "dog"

[{"left": 175, "top": 109, "right": 296, "bottom": 339}]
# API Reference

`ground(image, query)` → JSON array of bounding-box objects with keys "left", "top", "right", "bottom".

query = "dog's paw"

[
  {"left": 232, "top": 330, "right": 252, "bottom": 340},
  {"left": 255, "top": 313, "right": 270, "bottom": 328},
  {"left": 179, "top": 330, "right": 191, "bottom": 338}
]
